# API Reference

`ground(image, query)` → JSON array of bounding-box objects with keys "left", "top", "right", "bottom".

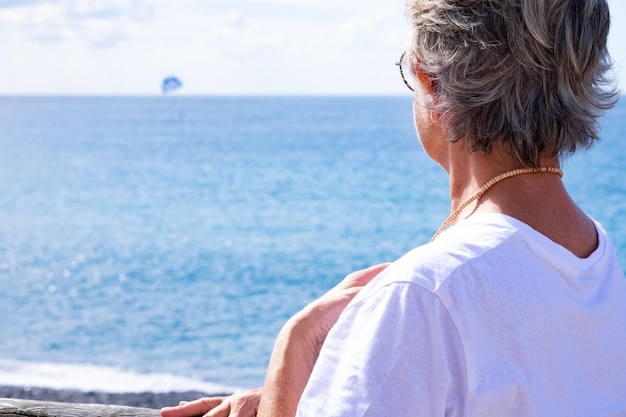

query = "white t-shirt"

[{"left": 296, "top": 213, "right": 626, "bottom": 416}]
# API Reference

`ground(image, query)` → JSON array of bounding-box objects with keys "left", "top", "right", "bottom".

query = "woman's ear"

[
  {"left": 413, "top": 60, "right": 436, "bottom": 95},
  {"left": 413, "top": 60, "right": 440, "bottom": 122}
]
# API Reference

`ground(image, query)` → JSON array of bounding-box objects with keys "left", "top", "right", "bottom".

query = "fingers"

[
  {"left": 161, "top": 396, "right": 224, "bottom": 417},
  {"left": 160, "top": 388, "right": 262, "bottom": 417},
  {"left": 203, "top": 400, "right": 230, "bottom": 417},
  {"left": 339, "top": 262, "right": 391, "bottom": 289}
]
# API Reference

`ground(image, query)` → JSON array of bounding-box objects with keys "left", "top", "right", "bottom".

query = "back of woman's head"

[{"left": 406, "top": 0, "right": 619, "bottom": 167}]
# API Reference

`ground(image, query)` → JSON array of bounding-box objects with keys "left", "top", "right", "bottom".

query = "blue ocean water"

[{"left": 0, "top": 96, "right": 624, "bottom": 392}]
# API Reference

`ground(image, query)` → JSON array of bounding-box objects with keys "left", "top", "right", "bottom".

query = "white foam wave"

[{"left": 0, "top": 358, "right": 239, "bottom": 394}]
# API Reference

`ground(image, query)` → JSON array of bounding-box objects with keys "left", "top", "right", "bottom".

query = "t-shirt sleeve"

[{"left": 296, "top": 282, "right": 467, "bottom": 417}]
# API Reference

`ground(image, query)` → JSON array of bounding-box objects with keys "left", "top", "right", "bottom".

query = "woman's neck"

[{"left": 443, "top": 149, "right": 597, "bottom": 258}]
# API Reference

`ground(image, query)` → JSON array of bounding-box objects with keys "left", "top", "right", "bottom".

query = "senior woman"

[{"left": 162, "top": 0, "right": 626, "bottom": 416}]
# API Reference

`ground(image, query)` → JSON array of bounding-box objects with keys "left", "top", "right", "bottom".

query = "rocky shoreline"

[{"left": 0, "top": 385, "right": 230, "bottom": 410}]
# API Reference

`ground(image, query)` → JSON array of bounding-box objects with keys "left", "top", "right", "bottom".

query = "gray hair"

[{"left": 406, "top": 0, "right": 619, "bottom": 167}]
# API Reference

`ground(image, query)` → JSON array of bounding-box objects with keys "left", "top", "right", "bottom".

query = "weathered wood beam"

[{"left": 0, "top": 398, "right": 160, "bottom": 417}]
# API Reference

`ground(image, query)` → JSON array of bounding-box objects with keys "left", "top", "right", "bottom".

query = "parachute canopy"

[{"left": 162, "top": 76, "right": 182, "bottom": 94}]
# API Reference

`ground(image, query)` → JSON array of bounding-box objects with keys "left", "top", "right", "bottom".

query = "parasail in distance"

[{"left": 162, "top": 76, "right": 182, "bottom": 94}]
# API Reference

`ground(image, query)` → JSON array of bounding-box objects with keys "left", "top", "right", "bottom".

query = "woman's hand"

[
  {"left": 257, "top": 263, "right": 390, "bottom": 417},
  {"left": 297, "top": 263, "right": 391, "bottom": 350},
  {"left": 160, "top": 387, "right": 262, "bottom": 417}
]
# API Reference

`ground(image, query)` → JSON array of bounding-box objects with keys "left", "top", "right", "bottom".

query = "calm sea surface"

[{"left": 0, "top": 96, "right": 624, "bottom": 392}]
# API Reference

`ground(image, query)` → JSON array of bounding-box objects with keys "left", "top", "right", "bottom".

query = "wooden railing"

[{"left": 0, "top": 398, "right": 161, "bottom": 417}]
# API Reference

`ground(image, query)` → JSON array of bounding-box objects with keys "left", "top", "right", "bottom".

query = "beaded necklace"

[{"left": 430, "top": 167, "right": 564, "bottom": 241}]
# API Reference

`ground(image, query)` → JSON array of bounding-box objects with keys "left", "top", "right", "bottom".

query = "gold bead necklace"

[{"left": 430, "top": 167, "right": 564, "bottom": 242}]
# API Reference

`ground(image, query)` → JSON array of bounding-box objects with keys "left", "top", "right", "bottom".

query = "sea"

[{"left": 0, "top": 96, "right": 624, "bottom": 397}]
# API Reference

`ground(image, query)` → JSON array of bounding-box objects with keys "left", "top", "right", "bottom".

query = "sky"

[{"left": 0, "top": 0, "right": 624, "bottom": 96}]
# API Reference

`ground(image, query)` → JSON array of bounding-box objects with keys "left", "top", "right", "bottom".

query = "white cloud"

[
  {"left": 238, "top": 0, "right": 403, "bottom": 12},
  {"left": 197, "top": 12, "right": 288, "bottom": 60},
  {"left": 66, "top": 0, "right": 153, "bottom": 20},
  {"left": 0, "top": 0, "right": 50, "bottom": 8},
  {"left": 334, "top": 8, "right": 406, "bottom": 49},
  {"left": 0, "top": 0, "right": 622, "bottom": 95},
  {"left": 192, "top": 6, "right": 406, "bottom": 60},
  {"left": 0, "top": 0, "right": 154, "bottom": 48}
]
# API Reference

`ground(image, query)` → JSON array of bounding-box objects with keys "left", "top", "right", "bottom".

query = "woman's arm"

[{"left": 257, "top": 263, "right": 389, "bottom": 417}]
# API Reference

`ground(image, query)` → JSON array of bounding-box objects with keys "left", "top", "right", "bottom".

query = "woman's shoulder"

[
  {"left": 367, "top": 213, "right": 526, "bottom": 294},
  {"left": 366, "top": 212, "right": 618, "bottom": 299}
]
